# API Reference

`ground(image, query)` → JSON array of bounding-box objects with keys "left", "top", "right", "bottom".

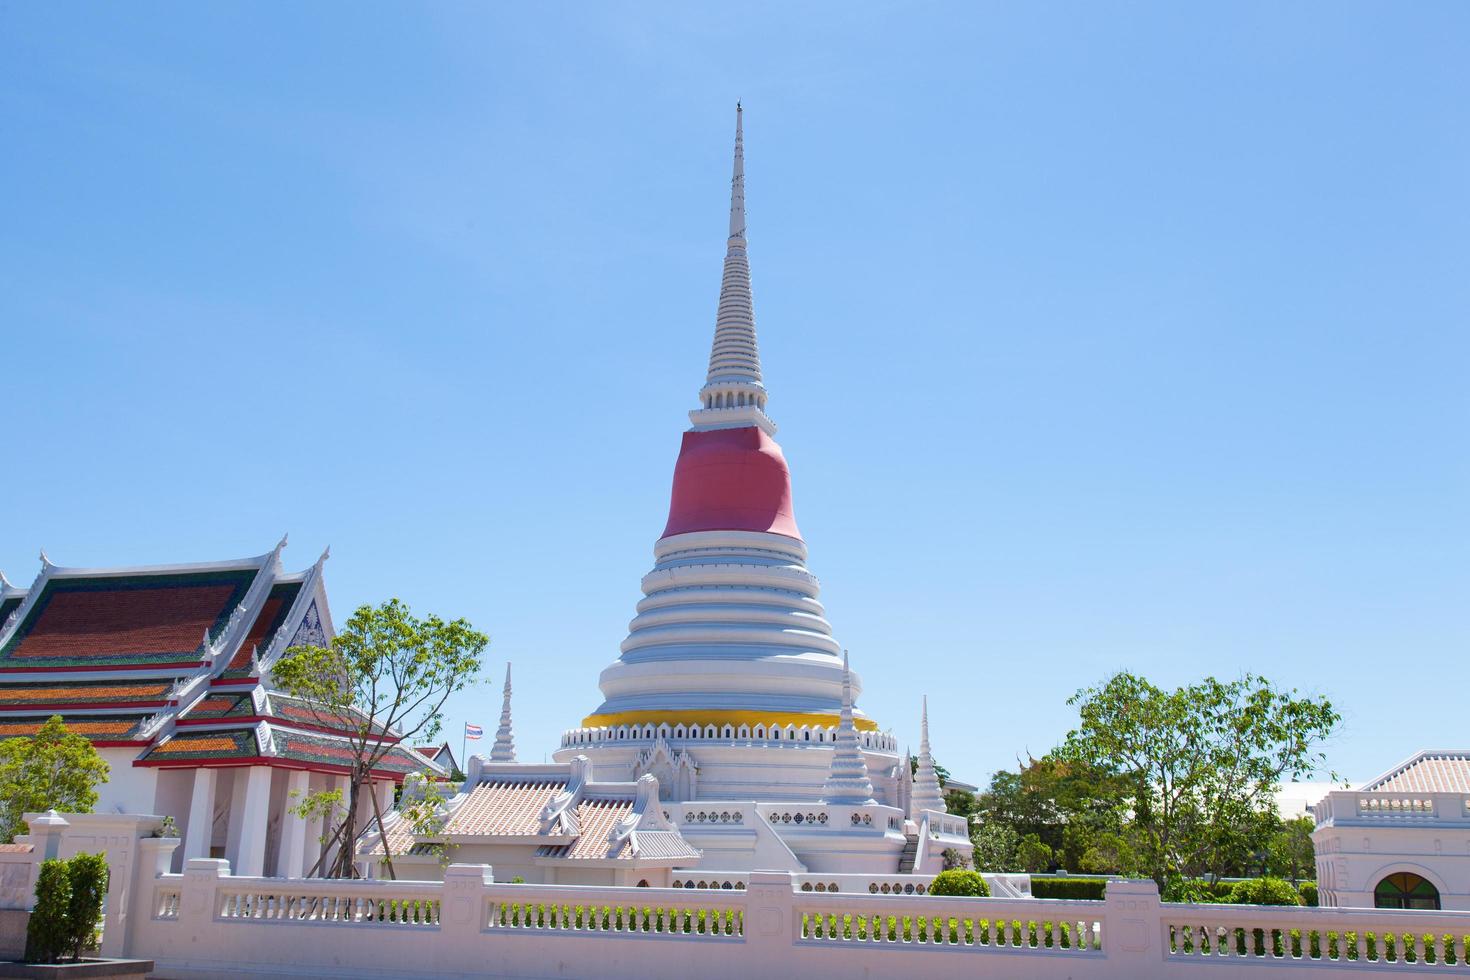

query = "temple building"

[
  {"left": 0, "top": 540, "right": 430, "bottom": 876},
  {"left": 1314, "top": 749, "right": 1470, "bottom": 910}
]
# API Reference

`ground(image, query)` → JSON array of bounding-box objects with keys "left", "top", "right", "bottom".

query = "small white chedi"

[{"left": 369, "top": 107, "right": 972, "bottom": 882}]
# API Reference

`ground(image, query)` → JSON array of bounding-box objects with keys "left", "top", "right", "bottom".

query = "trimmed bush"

[
  {"left": 25, "top": 860, "right": 71, "bottom": 963},
  {"left": 929, "top": 869, "right": 989, "bottom": 897},
  {"left": 1031, "top": 877, "right": 1108, "bottom": 901},
  {"left": 64, "top": 853, "right": 108, "bottom": 960},
  {"left": 24, "top": 852, "right": 110, "bottom": 964},
  {"left": 1228, "top": 876, "right": 1302, "bottom": 907},
  {"left": 1298, "top": 881, "right": 1319, "bottom": 907}
]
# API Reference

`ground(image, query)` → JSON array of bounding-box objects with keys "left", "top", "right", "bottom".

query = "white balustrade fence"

[{"left": 110, "top": 853, "right": 1470, "bottom": 979}]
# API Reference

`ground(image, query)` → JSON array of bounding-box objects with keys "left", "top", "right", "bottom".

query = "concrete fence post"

[
  {"left": 181, "top": 858, "right": 229, "bottom": 929},
  {"left": 1103, "top": 878, "right": 1164, "bottom": 979},
  {"left": 118, "top": 837, "right": 179, "bottom": 957},
  {"left": 24, "top": 810, "right": 67, "bottom": 863},
  {"left": 440, "top": 864, "right": 492, "bottom": 941},
  {"left": 744, "top": 870, "right": 796, "bottom": 970}
]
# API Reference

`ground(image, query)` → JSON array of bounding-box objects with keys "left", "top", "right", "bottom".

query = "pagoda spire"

[
  {"left": 910, "top": 696, "right": 947, "bottom": 816},
  {"left": 821, "top": 651, "right": 875, "bottom": 805},
  {"left": 691, "top": 103, "right": 772, "bottom": 435},
  {"left": 490, "top": 663, "right": 516, "bottom": 763}
]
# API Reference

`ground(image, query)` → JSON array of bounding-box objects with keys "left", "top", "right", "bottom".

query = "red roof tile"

[
  {"left": 224, "top": 583, "right": 302, "bottom": 673},
  {"left": 1364, "top": 751, "right": 1470, "bottom": 794},
  {"left": 443, "top": 780, "right": 566, "bottom": 837},
  {"left": 1, "top": 570, "right": 257, "bottom": 668}
]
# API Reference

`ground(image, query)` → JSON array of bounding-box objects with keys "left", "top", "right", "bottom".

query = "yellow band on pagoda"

[{"left": 580, "top": 709, "right": 879, "bottom": 733}]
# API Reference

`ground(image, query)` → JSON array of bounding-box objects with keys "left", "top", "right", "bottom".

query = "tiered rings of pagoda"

[{"left": 588, "top": 530, "right": 869, "bottom": 731}]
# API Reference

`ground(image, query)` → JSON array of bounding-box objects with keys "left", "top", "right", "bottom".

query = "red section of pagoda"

[{"left": 661, "top": 426, "right": 802, "bottom": 540}]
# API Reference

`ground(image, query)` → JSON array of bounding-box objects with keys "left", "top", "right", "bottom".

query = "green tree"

[
  {"left": 1265, "top": 815, "right": 1317, "bottom": 883},
  {"left": 272, "top": 599, "right": 488, "bottom": 879},
  {"left": 974, "top": 755, "right": 1130, "bottom": 872},
  {"left": 1016, "top": 833, "right": 1054, "bottom": 872},
  {"left": 0, "top": 716, "right": 109, "bottom": 841},
  {"left": 1059, "top": 672, "right": 1338, "bottom": 887},
  {"left": 970, "top": 820, "right": 1019, "bottom": 871}
]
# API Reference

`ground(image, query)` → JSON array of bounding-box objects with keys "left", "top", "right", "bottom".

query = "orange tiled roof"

[
  {"left": 558, "top": 799, "right": 635, "bottom": 860},
  {"left": 1364, "top": 751, "right": 1470, "bottom": 794},
  {"left": 442, "top": 780, "right": 566, "bottom": 837},
  {"left": 0, "top": 681, "right": 171, "bottom": 704},
  {"left": 0, "top": 718, "right": 138, "bottom": 737},
  {"left": 0, "top": 570, "right": 257, "bottom": 668},
  {"left": 223, "top": 583, "right": 302, "bottom": 674}
]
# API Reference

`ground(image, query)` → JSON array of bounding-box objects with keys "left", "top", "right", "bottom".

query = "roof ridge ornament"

[{"left": 38, "top": 550, "right": 52, "bottom": 571}]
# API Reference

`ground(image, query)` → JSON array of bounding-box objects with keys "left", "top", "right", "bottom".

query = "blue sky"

[{"left": 3, "top": 3, "right": 1466, "bottom": 787}]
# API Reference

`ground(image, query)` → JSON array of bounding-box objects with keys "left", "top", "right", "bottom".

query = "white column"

[
  {"left": 278, "top": 770, "right": 311, "bottom": 880},
  {"left": 301, "top": 774, "right": 325, "bottom": 878},
  {"left": 233, "top": 766, "right": 273, "bottom": 877},
  {"left": 375, "top": 780, "right": 395, "bottom": 821},
  {"left": 182, "top": 768, "right": 217, "bottom": 863},
  {"left": 223, "top": 769, "right": 247, "bottom": 870}
]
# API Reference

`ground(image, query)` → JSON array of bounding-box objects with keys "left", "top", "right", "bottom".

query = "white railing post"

[
  {"left": 120, "top": 837, "right": 179, "bottom": 957},
  {"left": 441, "top": 863, "right": 491, "bottom": 941},
  {"left": 181, "top": 858, "right": 229, "bottom": 928},
  {"left": 1104, "top": 878, "right": 1162, "bottom": 976},
  {"left": 745, "top": 870, "right": 794, "bottom": 969}
]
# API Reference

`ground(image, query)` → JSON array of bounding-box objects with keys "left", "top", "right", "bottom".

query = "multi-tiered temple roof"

[{"left": 0, "top": 541, "right": 430, "bottom": 784}]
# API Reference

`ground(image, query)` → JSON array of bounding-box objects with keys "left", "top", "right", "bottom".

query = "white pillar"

[
  {"left": 182, "top": 768, "right": 217, "bottom": 863},
  {"left": 375, "top": 780, "right": 395, "bottom": 821},
  {"left": 233, "top": 766, "right": 273, "bottom": 877},
  {"left": 278, "top": 770, "right": 311, "bottom": 880}
]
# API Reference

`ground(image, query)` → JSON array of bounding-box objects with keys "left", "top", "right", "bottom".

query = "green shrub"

[
  {"left": 1031, "top": 877, "right": 1107, "bottom": 901},
  {"left": 64, "top": 853, "right": 108, "bottom": 960},
  {"left": 1227, "top": 876, "right": 1302, "bottom": 907},
  {"left": 25, "top": 860, "right": 71, "bottom": 963},
  {"left": 1298, "top": 881, "right": 1319, "bottom": 907},
  {"left": 24, "top": 853, "right": 110, "bottom": 963},
  {"left": 929, "top": 870, "right": 989, "bottom": 897}
]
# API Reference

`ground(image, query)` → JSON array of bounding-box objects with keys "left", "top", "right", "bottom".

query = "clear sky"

[{"left": 3, "top": 3, "right": 1466, "bottom": 788}]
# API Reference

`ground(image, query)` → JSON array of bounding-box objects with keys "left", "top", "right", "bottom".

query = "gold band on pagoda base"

[{"left": 580, "top": 708, "right": 879, "bottom": 733}]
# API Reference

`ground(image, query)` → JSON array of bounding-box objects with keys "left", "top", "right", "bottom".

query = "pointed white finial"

[
  {"left": 821, "top": 650, "right": 875, "bottom": 805},
  {"left": 277, "top": 533, "right": 289, "bottom": 550},
  {"left": 490, "top": 662, "right": 516, "bottom": 763},
  {"left": 318, "top": 545, "right": 331, "bottom": 564},
  {"left": 690, "top": 104, "right": 769, "bottom": 433},
  {"left": 910, "top": 695, "right": 947, "bottom": 816},
  {"left": 38, "top": 550, "right": 52, "bottom": 569},
  {"left": 0, "top": 570, "right": 11, "bottom": 590}
]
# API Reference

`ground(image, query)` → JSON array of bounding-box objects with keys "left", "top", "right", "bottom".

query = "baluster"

[
  {"left": 1354, "top": 930, "right": 1367, "bottom": 962},
  {"left": 1414, "top": 933, "right": 1425, "bottom": 965}
]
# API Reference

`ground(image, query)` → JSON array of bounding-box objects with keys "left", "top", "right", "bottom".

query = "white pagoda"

[{"left": 548, "top": 106, "right": 972, "bottom": 875}]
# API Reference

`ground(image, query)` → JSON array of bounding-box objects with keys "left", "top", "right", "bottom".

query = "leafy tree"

[
  {"left": 969, "top": 820, "right": 1019, "bottom": 872},
  {"left": 273, "top": 599, "right": 488, "bottom": 879},
  {"left": 974, "top": 755, "right": 1130, "bottom": 872},
  {"left": 943, "top": 787, "right": 977, "bottom": 821},
  {"left": 1265, "top": 815, "right": 1317, "bottom": 883},
  {"left": 0, "top": 716, "right": 109, "bottom": 841},
  {"left": 1059, "top": 672, "right": 1338, "bottom": 886},
  {"left": 1016, "top": 833, "right": 1054, "bottom": 873}
]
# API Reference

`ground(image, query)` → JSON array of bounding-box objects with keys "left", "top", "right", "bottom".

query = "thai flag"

[{"left": 464, "top": 723, "right": 484, "bottom": 740}]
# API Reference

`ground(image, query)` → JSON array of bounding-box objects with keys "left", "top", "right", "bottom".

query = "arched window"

[{"left": 1375, "top": 873, "right": 1440, "bottom": 910}]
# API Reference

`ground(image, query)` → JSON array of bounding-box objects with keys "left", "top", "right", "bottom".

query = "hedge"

[{"left": 1030, "top": 877, "right": 1107, "bottom": 901}]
